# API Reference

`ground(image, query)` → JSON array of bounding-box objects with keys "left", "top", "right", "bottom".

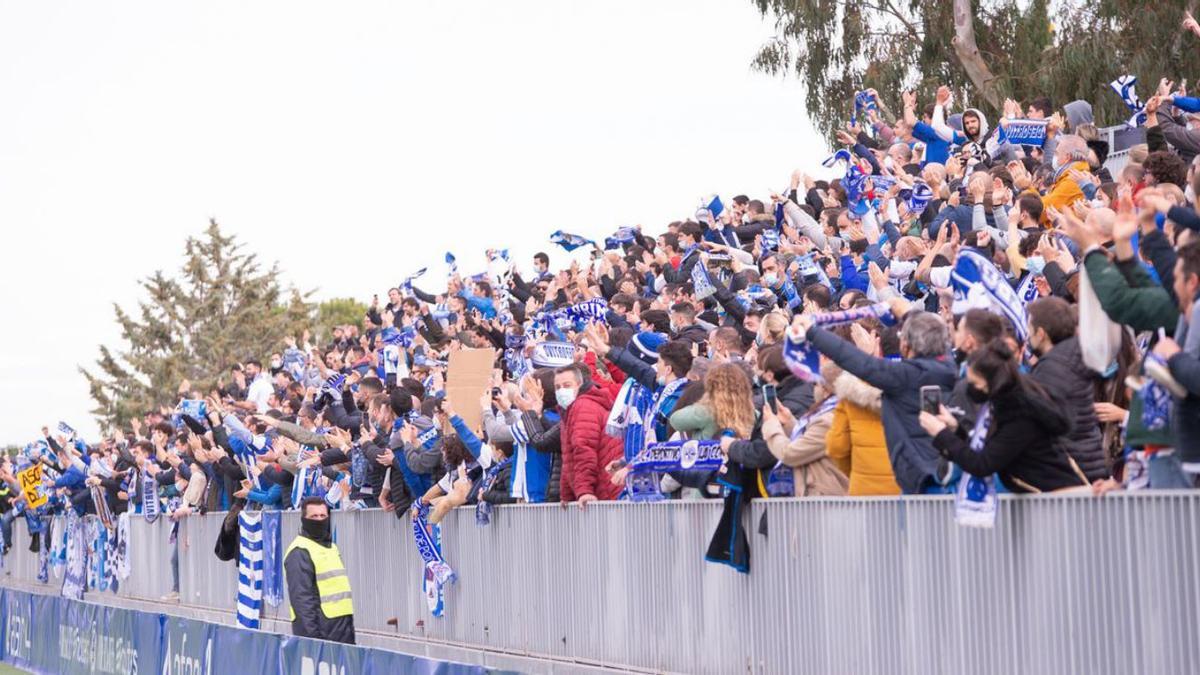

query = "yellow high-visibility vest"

[{"left": 286, "top": 535, "right": 354, "bottom": 620}]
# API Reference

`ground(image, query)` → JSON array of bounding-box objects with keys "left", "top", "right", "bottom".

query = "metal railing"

[{"left": 4, "top": 493, "right": 1199, "bottom": 675}]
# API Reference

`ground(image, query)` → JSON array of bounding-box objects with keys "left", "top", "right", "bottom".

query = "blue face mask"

[{"left": 1025, "top": 255, "right": 1046, "bottom": 276}]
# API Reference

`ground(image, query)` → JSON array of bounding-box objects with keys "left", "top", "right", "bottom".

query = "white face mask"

[
  {"left": 762, "top": 272, "right": 779, "bottom": 288},
  {"left": 1052, "top": 155, "right": 1063, "bottom": 171},
  {"left": 555, "top": 387, "right": 577, "bottom": 409}
]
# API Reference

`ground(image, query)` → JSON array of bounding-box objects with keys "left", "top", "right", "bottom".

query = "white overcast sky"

[{"left": 0, "top": 0, "right": 828, "bottom": 444}]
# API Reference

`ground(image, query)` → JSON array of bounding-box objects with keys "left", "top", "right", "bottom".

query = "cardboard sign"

[
  {"left": 18, "top": 464, "right": 47, "bottom": 509},
  {"left": 446, "top": 348, "right": 497, "bottom": 434}
]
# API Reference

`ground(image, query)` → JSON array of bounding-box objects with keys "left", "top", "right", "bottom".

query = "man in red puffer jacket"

[{"left": 553, "top": 363, "right": 624, "bottom": 505}]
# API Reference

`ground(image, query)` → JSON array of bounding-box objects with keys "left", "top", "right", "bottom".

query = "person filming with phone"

[{"left": 918, "top": 340, "right": 1086, "bottom": 493}]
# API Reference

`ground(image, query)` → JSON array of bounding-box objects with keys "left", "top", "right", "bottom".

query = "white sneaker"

[{"left": 160, "top": 591, "right": 180, "bottom": 602}]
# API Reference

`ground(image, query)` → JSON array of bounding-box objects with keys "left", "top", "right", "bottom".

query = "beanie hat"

[{"left": 630, "top": 331, "right": 667, "bottom": 365}]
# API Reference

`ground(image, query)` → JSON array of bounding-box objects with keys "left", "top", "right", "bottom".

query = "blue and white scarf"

[
  {"left": 605, "top": 378, "right": 655, "bottom": 461},
  {"left": 114, "top": 512, "right": 131, "bottom": 586},
  {"left": 236, "top": 510, "right": 264, "bottom": 629},
  {"left": 1110, "top": 75, "right": 1147, "bottom": 127},
  {"left": 955, "top": 403, "right": 997, "bottom": 528},
  {"left": 86, "top": 517, "right": 108, "bottom": 592},
  {"left": 474, "top": 458, "right": 512, "bottom": 527},
  {"left": 50, "top": 514, "right": 67, "bottom": 577},
  {"left": 445, "top": 252, "right": 458, "bottom": 278},
  {"left": 36, "top": 514, "right": 50, "bottom": 583},
  {"left": 851, "top": 90, "right": 876, "bottom": 128},
  {"left": 691, "top": 261, "right": 717, "bottom": 300},
  {"left": 604, "top": 226, "right": 639, "bottom": 250},
  {"left": 822, "top": 148, "right": 852, "bottom": 168},
  {"left": 58, "top": 421, "right": 77, "bottom": 440},
  {"left": 549, "top": 230, "right": 595, "bottom": 252},
  {"left": 996, "top": 118, "right": 1048, "bottom": 147},
  {"left": 646, "top": 378, "right": 688, "bottom": 447},
  {"left": 61, "top": 509, "right": 86, "bottom": 600},
  {"left": 765, "top": 396, "right": 841, "bottom": 496},
  {"left": 400, "top": 267, "right": 427, "bottom": 295},
  {"left": 261, "top": 511, "right": 283, "bottom": 608},
  {"left": 504, "top": 334, "right": 529, "bottom": 379},
  {"left": 1141, "top": 359, "right": 1173, "bottom": 431},
  {"left": 951, "top": 249, "right": 1029, "bottom": 344},
  {"left": 1015, "top": 271, "right": 1039, "bottom": 306},
  {"left": 531, "top": 340, "right": 576, "bottom": 368},
  {"left": 783, "top": 303, "right": 897, "bottom": 383},
  {"left": 291, "top": 446, "right": 322, "bottom": 509},
  {"left": 103, "top": 515, "right": 120, "bottom": 593},
  {"left": 413, "top": 502, "right": 455, "bottom": 617},
  {"left": 559, "top": 297, "right": 609, "bottom": 324},
  {"left": 142, "top": 471, "right": 159, "bottom": 522},
  {"left": 905, "top": 181, "right": 934, "bottom": 216},
  {"left": 627, "top": 439, "right": 725, "bottom": 502}
]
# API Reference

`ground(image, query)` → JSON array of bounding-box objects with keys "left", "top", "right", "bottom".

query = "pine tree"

[
  {"left": 314, "top": 297, "right": 368, "bottom": 340},
  {"left": 81, "top": 220, "right": 314, "bottom": 428},
  {"left": 751, "top": 0, "right": 1200, "bottom": 139}
]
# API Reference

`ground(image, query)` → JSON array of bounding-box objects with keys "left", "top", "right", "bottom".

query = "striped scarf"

[
  {"left": 605, "top": 379, "right": 655, "bottom": 462},
  {"left": 645, "top": 378, "right": 688, "bottom": 448},
  {"left": 474, "top": 458, "right": 512, "bottom": 526},
  {"left": 413, "top": 502, "right": 455, "bottom": 617},
  {"left": 951, "top": 249, "right": 1029, "bottom": 343},
  {"left": 291, "top": 446, "right": 321, "bottom": 510},
  {"left": 236, "top": 510, "right": 264, "bottom": 629}
]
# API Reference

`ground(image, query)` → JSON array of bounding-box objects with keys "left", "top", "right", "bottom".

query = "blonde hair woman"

[
  {"left": 669, "top": 363, "right": 756, "bottom": 439},
  {"left": 756, "top": 310, "right": 789, "bottom": 348}
]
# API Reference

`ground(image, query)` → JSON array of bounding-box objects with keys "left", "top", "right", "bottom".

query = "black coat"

[
  {"left": 284, "top": 537, "right": 356, "bottom": 644},
  {"left": 933, "top": 385, "right": 1083, "bottom": 493},
  {"left": 776, "top": 375, "right": 815, "bottom": 417},
  {"left": 1029, "top": 337, "right": 1108, "bottom": 481}
]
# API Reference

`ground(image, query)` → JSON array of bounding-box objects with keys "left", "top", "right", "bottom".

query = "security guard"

[{"left": 284, "top": 497, "right": 355, "bottom": 644}]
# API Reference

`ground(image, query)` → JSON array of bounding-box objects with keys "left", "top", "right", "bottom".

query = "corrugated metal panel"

[{"left": 3, "top": 495, "right": 1199, "bottom": 674}]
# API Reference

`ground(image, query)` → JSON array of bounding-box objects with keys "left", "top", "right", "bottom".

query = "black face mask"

[
  {"left": 301, "top": 516, "right": 331, "bottom": 543},
  {"left": 952, "top": 347, "right": 968, "bottom": 365},
  {"left": 966, "top": 384, "right": 989, "bottom": 404}
]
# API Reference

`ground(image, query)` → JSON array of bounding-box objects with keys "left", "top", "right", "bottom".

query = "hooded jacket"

[{"left": 825, "top": 373, "right": 899, "bottom": 496}]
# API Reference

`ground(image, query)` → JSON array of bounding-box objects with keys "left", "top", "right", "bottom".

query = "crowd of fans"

[{"left": 7, "top": 17, "right": 1200, "bottom": 579}]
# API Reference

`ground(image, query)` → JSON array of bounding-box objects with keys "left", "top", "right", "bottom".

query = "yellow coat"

[
  {"left": 825, "top": 373, "right": 901, "bottom": 496},
  {"left": 1040, "top": 160, "right": 1088, "bottom": 227}
]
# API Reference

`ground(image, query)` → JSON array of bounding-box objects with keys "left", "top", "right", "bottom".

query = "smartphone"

[
  {"left": 762, "top": 384, "right": 778, "bottom": 414},
  {"left": 920, "top": 385, "right": 942, "bottom": 415}
]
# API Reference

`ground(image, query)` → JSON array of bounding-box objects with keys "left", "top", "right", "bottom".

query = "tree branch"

[{"left": 951, "top": 0, "right": 1001, "bottom": 109}]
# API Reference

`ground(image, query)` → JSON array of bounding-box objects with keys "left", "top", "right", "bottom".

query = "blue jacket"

[
  {"left": 913, "top": 121, "right": 951, "bottom": 166},
  {"left": 458, "top": 290, "right": 497, "bottom": 320}
]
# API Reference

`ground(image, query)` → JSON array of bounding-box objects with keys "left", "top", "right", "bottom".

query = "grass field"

[{"left": 0, "top": 664, "right": 29, "bottom": 674}]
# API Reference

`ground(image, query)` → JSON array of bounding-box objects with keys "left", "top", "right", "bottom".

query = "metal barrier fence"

[{"left": 3, "top": 494, "right": 1199, "bottom": 675}]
